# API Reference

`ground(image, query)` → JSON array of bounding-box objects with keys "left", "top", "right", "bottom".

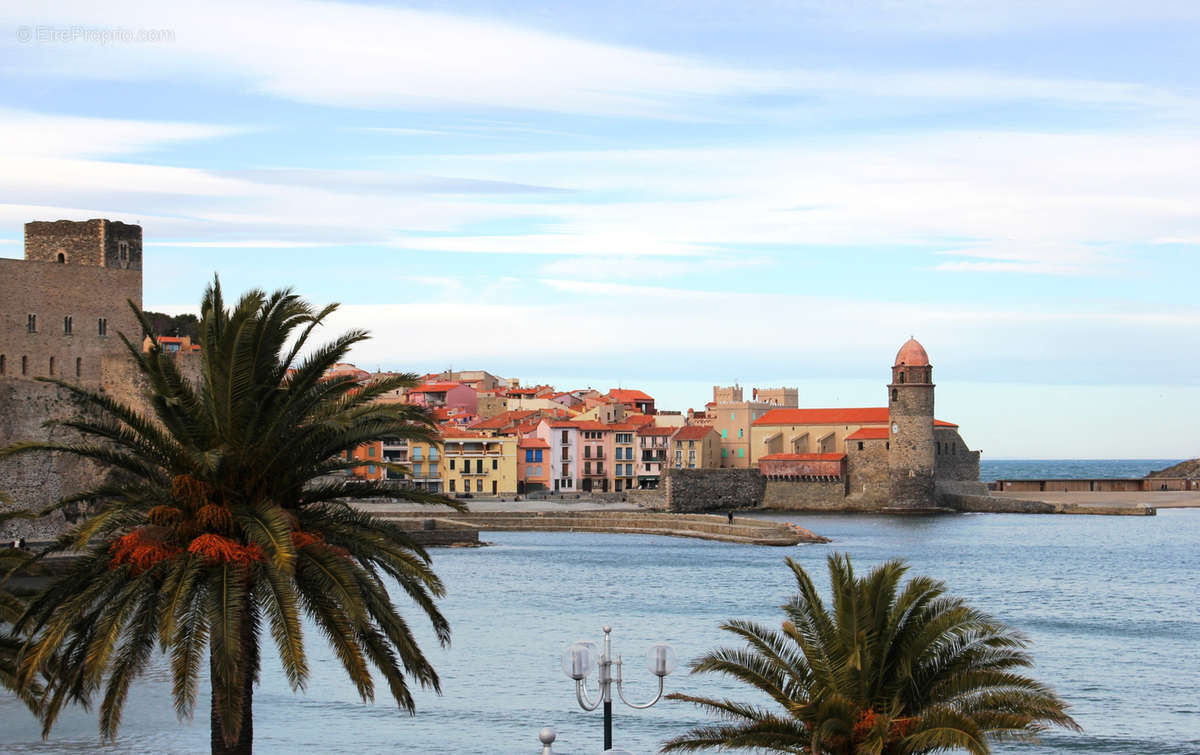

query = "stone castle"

[{"left": 0, "top": 220, "right": 156, "bottom": 538}]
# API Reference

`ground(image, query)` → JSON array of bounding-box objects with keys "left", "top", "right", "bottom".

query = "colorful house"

[
  {"left": 635, "top": 426, "right": 673, "bottom": 489},
  {"left": 517, "top": 437, "right": 551, "bottom": 493},
  {"left": 440, "top": 428, "right": 516, "bottom": 496},
  {"left": 406, "top": 382, "right": 478, "bottom": 414},
  {"left": 671, "top": 425, "right": 721, "bottom": 469},
  {"left": 536, "top": 420, "right": 580, "bottom": 492}
]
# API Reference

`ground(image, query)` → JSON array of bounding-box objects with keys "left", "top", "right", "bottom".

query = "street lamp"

[{"left": 562, "top": 625, "right": 677, "bottom": 751}]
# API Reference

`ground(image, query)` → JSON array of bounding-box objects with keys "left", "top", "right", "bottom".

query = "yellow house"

[{"left": 439, "top": 428, "right": 517, "bottom": 497}]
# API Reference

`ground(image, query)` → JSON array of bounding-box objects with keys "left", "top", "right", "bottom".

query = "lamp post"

[{"left": 561, "top": 625, "right": 677, "bottom": 751}]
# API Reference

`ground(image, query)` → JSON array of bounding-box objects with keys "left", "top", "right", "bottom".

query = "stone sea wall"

[{"left": 664, "top": 468, "right": 764, "bottom": 512}]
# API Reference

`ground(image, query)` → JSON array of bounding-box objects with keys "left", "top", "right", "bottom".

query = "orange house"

[
  {"left": 346, "top": 439, "right": 385, "bottom": 481},
  {"left": 517, "top": 437, "right": 551, "bottom": 493}
]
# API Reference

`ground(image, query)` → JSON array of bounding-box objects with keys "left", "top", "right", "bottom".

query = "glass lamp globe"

[
  {"left": 562, "top": 641, "right": 598, "bottom": 680},
  {"left": 646, "top": 643, "right": 677, "bottom": 677}
]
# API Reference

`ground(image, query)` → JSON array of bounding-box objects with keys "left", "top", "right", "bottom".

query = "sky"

[{"left": 1, "top": 0, "right": 1198, "bottom": 459}]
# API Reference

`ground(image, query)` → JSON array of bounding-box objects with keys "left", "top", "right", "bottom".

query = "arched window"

[
  {"left": 75, "top": 357, "right": 82, "bottom": 377},
  {"left": 57, "top": 252, "right": 66, "bottom": 263},
  {"left": 49, "top": 356, "right": 55, "bottom": 375},
  {"left": 891, "top": 389, "right": 898, "bottom": 401},
  {"left": 898, "top": 372, "right": 906, "bottom": 384},
  {"left": 21, "top": 356, "right": 28, "bottom": 375},
  {"left": 63, "top": 315, "right": 73, "bottom": 335}
]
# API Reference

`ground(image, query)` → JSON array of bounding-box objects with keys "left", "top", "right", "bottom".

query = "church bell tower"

[{"left": 887, "top": 338, "right": 936, "bottom": 508}]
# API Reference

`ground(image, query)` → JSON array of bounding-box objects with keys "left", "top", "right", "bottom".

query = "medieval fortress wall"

[{"left": 0, "top": 220, "right": 151, "bottom": 539}]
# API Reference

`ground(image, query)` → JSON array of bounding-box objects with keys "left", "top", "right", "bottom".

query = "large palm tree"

[
  {"left": 663, "top": 554, "right": 1079, "bottom": 754},
  {"left": 1, "top": 279, "right": 461, "bottom": 754}
]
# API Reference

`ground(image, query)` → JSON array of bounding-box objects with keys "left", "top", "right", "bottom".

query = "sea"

[{"left": 1, "top": 460, "right": 1197, "bottom": 754}]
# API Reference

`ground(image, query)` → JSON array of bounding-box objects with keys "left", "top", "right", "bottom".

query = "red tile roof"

[
  {"left": 608, "top": 388, "right": 654, "bottom": 403},
  {"left": 673, "top": 425, "right": 715, "bottom": 441},
  {"left": 638, "top": 426, "right": 675, "bottom": 436},
  {"left": 760, "top": 453, "right": 846, "bottom": 461},
  {"left": 439, "top": 427, "right": 486, "bottom": 438},
  {"left": 607, "top": 422, "right": 638, "bottom": 432},
  {"left": 846, "top": 427, "right": 889, "bottom": 440},
  {"left": 410, "top": 382, "right": 466, "bottom": 393},
  {"left": 517, "top": 438, "right": 550, "bottom": 449},
  {"left": 753, "top": 407, "right": 957, "bottom": 428},
  {"left": 470, "top": 409, "right": 537, "bottom": 430},
  {"left": 571, "top": 420, "right": 611, "bottom": 431}
]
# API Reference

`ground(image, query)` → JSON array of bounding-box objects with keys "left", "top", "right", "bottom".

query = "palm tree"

[
  {"left": 663, "top": 554, "right": 1079, "bottom": 754},
  {"left": 1, "top": 279, "right": 461, "bottom": 754}
]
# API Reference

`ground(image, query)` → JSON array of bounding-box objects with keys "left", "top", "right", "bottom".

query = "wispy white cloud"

[
  {"left": 0, "top": 108, "right": 239, "bottom": 158},
  {"left": 6, "top": 1, "right": 1200, "bottom": 119}
]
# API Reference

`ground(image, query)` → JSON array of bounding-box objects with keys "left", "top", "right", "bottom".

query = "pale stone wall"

[
  {"left": 846, "top": 438, "right": 889, "bottom": 507},
  {"left": 761, "top": 479, "right": 848, "bottom": 509}
]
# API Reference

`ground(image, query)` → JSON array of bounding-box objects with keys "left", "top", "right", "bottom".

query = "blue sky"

[{"left": 2, "top": 1, "right": 1198, "bottom": 458}]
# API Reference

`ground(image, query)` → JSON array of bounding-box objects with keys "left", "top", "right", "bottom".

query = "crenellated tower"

[{"left": 887, "top": 338, "right": 936, "bottom": 508}]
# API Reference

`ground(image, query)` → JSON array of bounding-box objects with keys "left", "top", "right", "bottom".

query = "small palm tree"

[
  {"left": 2, "top": 279, "right": 460, "bottom": 754},
  {"left": 663, "top": 554, "right": 1079, "bottom": 754}
]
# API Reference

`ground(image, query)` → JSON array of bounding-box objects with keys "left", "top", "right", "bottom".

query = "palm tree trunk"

[{"left": 211, "top": 601, "right": 257, "bottom": 755}]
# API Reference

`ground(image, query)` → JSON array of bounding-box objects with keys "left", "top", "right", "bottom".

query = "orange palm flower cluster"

[
  {"left": 291, "top": 530, "right": 323, "bottom": 548},
  {"left": 110, "top": 530, "right": 181, "bottom": 574},
  {"left": 187, "top": 534, "right": 265, "bottom": 566}
]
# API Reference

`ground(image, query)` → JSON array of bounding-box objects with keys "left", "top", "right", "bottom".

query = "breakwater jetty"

[{"left": 373, "top": 510, "right": 828, "bottom": 546}]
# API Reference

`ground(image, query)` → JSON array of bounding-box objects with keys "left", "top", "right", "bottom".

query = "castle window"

[
  {"left": 898, "top": 372, "right": 905, "bottom": 384},
  {"left": 0, "top": 355, "right": 4, "bottom": 374},
  {"left": 49, "top": 357, "right": 55, "bottom": 376},
  {"left": 885, "top": 441, "right": 890, "bottom": 450},
  {"left": 22, "top": 356, "right": 28, "bottom": 375},
  {"left": 891, "top": 389, "right": 898, "bottom": 401},
  {"left": 858, "top": 442, "right": 864, "bottom": 451},
  {"left": 27, "top": 314, "right": 36, "bottom": 333},
  {"left": 63, "top": 316, "right": 73, "bottom": 335},
  {"left": 57, "top": 252, "right": 66, "bottom": 263},
  {"left": 98, "top": 318, "right": 108, "bottom": 336},
  {"left": 118, "top": 241, "right": 129, "bottom": 262},
  {"left": 75, "top": 357, "right": 82, "bottom": 377}
]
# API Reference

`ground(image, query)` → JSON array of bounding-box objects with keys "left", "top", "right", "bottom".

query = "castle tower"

[{"left": 887, "top": 338, "right": 936, "bottom": 508}]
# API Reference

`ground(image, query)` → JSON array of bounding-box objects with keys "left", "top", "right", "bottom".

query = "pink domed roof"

[{"left": 894, "top": 338, "right": 930, "bottom": 367}]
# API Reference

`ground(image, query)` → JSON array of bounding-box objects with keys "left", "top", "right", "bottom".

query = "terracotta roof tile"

[
  {"left": 846, "top": 427, "right": 889, "bottom": 440},
  {"left": 760, "top": 453, "right": 846, "bottom": 461},
  {"left": 673, "top": 426, "right": 714, "bottom": 441},
  {"left": 608, "top": 388, "right": 654, "bottom": 403}
]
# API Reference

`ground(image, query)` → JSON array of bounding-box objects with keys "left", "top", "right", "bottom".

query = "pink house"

[{"left": 406, "top": 382, "right": 478, "bottom": 414}]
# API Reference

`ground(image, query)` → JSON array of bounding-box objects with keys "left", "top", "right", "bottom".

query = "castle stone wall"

[
  {"left": 762, "top": 479, "right": 848, "bottom": 509},
  {"left": 664, "top": 468, "right": 764, "bottom": 512},
  {"left": 0, "top": 258, "right": 141, "bottom": 384},
  {"left": 0, "top": 380, "right": 108, "bottom": 539},
  {"left": 934, "top": 428, "right": 980, "bottom": 481},
  {"left": 846, "top": 438, "right": 890, "bottom": 507},
  {"left": 25, "top": 219, "right": 143, "bottom": 270}
]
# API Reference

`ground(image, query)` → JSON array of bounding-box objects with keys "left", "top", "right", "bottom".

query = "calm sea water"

[
  {"left": 2, "top": 462, "right": 1198, "bottom": 754},
  {"left": 980, "top": 458, "right": 1183, "bottom": 481}
]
